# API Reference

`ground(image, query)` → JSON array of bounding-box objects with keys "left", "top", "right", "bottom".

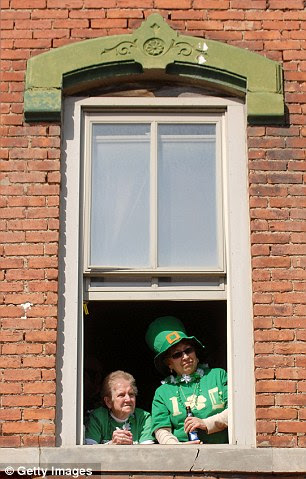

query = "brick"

[
  {"left": 274, "top": 292, "right": 306, "bottom": 303},
  {"left": 31, "top": 9, "right": 68, "bottom": 18},
  {"left": 269, "top": 0, "right": 304, "bottom": 8},
  {"left": 0, "top": 383, "right": 23, "bottom": 394},
  {"left": 91, "top": 18, "right": 127, "bottom": 28},
  {"left": 253, "top": 281, "right": 292, "bottom": 292},
  {"left": 254, "top": 330, "right": 294, "bottom": 342},
  {"left": 0, "top": 331, "right": 23, "bottom": 342},
  {"left": 251, "top": 244, "right": 270, "bottom": 256},
  {"left": 23, "top": 382, "right": 56, "bottom": 393},
  {"left": 0, "top": 283, "right": 23, "bottom": 292},
  {"left": 42, "top": 423, "right": 55, "bottom": 434},
  {"left": 254, "top": 342, "right": 274, "bottom": 354},
  {"left": 0, "top": 409, "right": 22, "bottom": 420},
  {"left": 22, "top": 356, "right": 55, "bottom": 368},
  {"left": 276, "top": 394, "right": 306, "bottom": 406},
  {"left": 39, "top": 436, "right": 56, "bottom": 447},
  {"left": 0, "top": 185, "right": 24, "bottom": 196},
  {"left": 249, "top": 185, "right": 288, "bottom": 197},
  {"left": 23, "top": 408, "right": 55, "bottom": 420},
  {"left": 0, "top": 258, "right": 24, "bottom": 269},
  {"left": 27, "top": 184, "right": 59, "bottom": 195},
  {"left": 42, "top": 394, "right": 56, "bottom": 406},
  {"left": 7, "top": 196, "right": 46, "bottom": 207},
  {"left": 0, "top": 357, "right": 21, "bottom": 368},
  {"left": 2, "top": 396, "right": 43, "bottom": 406},
  {"left": 278, "top": 421, "right": 306, "bottom": 433},
  {"left": 27, "top": 257, "right": 58, "bottom": 268},
  {"left": 27, "top": 207, "right": 59, "bottom": 218},
  {"left": 274, "top": 343, "right": 306, "bottom": 354},
  {"left": 0, "top": 436, "right": 21, "bottom": 447},
  {"left": 296, "top": 330, "right": 306, "bottom": 341},
  {"left": 256, "top": 408, "right": 297, "bottom": 420},
  {"left": 0, "top": 207, "right": 25, "bottom": 219},
  {"left": 255, "top": 368, "right": 274, "bottom": 379},
  {"left": 252, "top": 257, "right": 291, "bottom": 268},
  {"left": 2, "top": 318, "right": 43, "bottom": 329},
  {"left": 7, "top": 219, "right": 47, "bottom": 230},
  {"left": 2, "top": 344, "right": 43, "bottom": 354},
  {"left": 47, "top": 171, "right": 61, "bottom": 183},
  {"left": 257, "top": 435, "right": 297, "bottom": 447},
  {"left": 5, "top": 269, "right": 44, "bottom": 280},
  {"left": 3, "top": 369, "right": 41, "bottom": 381},
  {"left": 267, "top": 172, "right": 303, "bottom": 184},
  {"left": 256, "top": 421, "right": 276, "bottom": 434},
  {"left": 27, "top": 159, "right": 60, "bottom": 169},
  {"left": 117, "top": 0, "right": 152, "bottom": 6},
  {"left": 14, "top": 39, "right": 52, "bottom": 49},
  {"left": 9, "top": 172, "right": 47, "bottom": 182},
  {"left": 28, "top": 281, "right": 58, "bottom": 292},
  {"left": 256, "top": 380, "right": 297, "bottom": 393},
  {"left": 256, "top": 395, "right": 275, "bottom": 407},
  {"left": 25, "top": 331, "right": 57, "bottom": 342},
  {"left": 11, "top": 0, "right": 46, "bottom": 7},
  {"left": 22, "top": 436, "right": 39, "bottom": 447},
  {"left": 251, "top": 232, "right": 290, "bottom": 244},
  {"left": 276, "top": 368, "right": 306, "bottom": 380},
  {"left": 45, "top": 269, "right": 58, "bottom": 280},
  {"left": 0, "top": 232, "right": 25, "bottom": 243},
  {"left": 2, "top": 422, "right": 43, "bottom": 434},
  {"left": 253, "top": 317, "right": 273, "bottom": 329},
  {"left": 47, "top": 0, "right": 82, "bottom": 6},
  {"left": 26, "top": 305, "right": 57, "bottom": 317},
  {"left": 0, "top": 306, "right": 23, "bottom": 318},
  {"left": 42, "top": 369, "right": 56, "bottom": 380},
  {"left": 4, "top": 244, "right": 44, "bottom": 255},
  {"left": 25, "top": 231, "right": 59, "bottom": 242}
]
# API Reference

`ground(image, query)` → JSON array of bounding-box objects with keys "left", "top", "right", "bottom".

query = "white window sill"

[{"left": 1, "top": 445, "right": 305, "bottom": 473}]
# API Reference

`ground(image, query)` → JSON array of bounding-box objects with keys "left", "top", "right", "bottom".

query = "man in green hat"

[{"left": 146, "top": 316, "right": 228, "bottom": 444}]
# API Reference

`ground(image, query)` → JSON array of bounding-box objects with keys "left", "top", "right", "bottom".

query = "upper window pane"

[
  {"left": 86, "top": 115, "right": 223, "bottom": 272},
  {"left": 90, "top": 123, "right": 150, "bottom": 267},
  {"left": 157, "top": 124, "right": 218, "bottom": 268}
]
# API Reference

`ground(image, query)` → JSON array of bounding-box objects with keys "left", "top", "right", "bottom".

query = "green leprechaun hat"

[{"left": 145, "top": 316, "right": 205, "bottom": 375}]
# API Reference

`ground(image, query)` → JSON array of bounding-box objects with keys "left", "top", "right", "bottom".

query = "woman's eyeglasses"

[{"left": 170, "top": 346, "right": 195, "bottom": 360}]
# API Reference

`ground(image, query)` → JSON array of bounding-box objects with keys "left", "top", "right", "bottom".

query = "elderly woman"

[
  {"left": 85, "top": 370, "right": 154, "bottom": 445},
  {"left": 146, "top": 316, "right": 228, "bottom": 444}
]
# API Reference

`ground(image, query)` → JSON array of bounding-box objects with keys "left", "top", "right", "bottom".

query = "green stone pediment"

[{"left": 24, "top": 13, "right": 284, "bottom": 123}]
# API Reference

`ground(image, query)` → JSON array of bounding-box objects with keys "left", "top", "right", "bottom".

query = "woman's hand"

[
  {"left": 184, "top": 416, "right": 207, "bottom": 434},
  {"left": 111, "top": 428, "right": 133, "bottom": 445}
]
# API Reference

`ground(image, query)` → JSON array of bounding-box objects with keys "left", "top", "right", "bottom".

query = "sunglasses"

[{"left": 170, "top": 346, "right": 195, "bottom": 360}]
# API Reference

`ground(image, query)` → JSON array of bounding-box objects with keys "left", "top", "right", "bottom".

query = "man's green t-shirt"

[
  {"left": 85, "top": 406, "right": 154, "bottom": 444},
  {"left": 151, "top": 366, "right": 228, "bottom": 444}
]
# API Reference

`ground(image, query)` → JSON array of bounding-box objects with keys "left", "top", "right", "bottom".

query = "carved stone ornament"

[
  {"left": 100, "top": 15, "right": 209, "bottom": 68},
  {"left": 24, "top": 13, "right": 284, "bottom": 123}
]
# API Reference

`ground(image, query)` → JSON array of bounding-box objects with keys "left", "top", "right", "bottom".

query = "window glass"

[
  {"left": 87, "top": 117, "right": 222, "bottom": 272},
  {"left": 157, "top": 124, "right": 217, "bottom": 267},
  {"left": 90, "top": 123, "right": 150, "bottom": 267}
]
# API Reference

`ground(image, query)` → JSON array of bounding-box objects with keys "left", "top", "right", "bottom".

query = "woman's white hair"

[{"left": 102, "top": 370, "right": 138, "bottom": 401}]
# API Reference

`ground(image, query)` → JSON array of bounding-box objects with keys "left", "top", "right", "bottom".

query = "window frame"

[
  {"left": 58, "top": 95, "right": 255, "bottom": 449},
  {"left": 83, "top": 112, "right": 225, "bottom": 275}
]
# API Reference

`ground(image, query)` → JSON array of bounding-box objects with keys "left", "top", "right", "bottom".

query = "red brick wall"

[{"left": 0, "top": 0, "right": 305, "bottom": 448}]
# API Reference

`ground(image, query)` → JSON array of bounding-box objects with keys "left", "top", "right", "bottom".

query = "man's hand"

[
  {"left": 111, "top": 428, "right": 133, "bottom": 445},
  {"left": 184, "top": 416, "right": 207, "bottom": 434}
]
